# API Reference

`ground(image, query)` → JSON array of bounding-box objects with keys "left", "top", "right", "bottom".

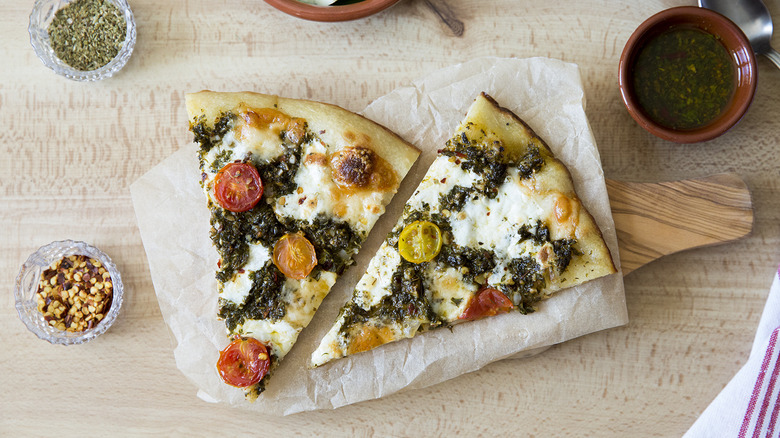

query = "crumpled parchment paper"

[{"left": 130, "top": 57, "right": 627, "bottom": 415}]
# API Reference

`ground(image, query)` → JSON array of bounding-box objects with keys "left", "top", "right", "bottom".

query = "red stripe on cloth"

[
  {"left": 739, "top": 329, "right": 779, "bottom": 438},
  {"left": 752, "top": 328, "right": 780, "bottom": 437}
]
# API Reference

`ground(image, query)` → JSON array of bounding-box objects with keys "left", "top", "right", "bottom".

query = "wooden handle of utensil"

[{"left": 606, "top": 173, "right": 753, "bottom": 275}]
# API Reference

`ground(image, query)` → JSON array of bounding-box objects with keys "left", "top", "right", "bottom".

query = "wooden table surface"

[{"left": 3, "top": 0, "right": 780, "bottom": 435}]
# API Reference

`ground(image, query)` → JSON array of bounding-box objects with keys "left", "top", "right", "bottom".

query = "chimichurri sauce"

[{"left": 632, "top": 27, "right": 735, "bottom": 130}]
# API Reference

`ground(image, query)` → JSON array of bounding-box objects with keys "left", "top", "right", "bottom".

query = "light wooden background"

[{"left": 2, "top": 0, "right": 780, "bottom": 435}]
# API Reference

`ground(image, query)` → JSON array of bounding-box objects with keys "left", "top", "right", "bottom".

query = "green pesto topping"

[
  {"left": 518, "top": 220, "right": 550, "bottom": 245},
  {"left": 256, "top": 146, "right": 303, "bottom": 199},
  {"left": 500, "top": 256, "right": 546, "bottom": 314},
  {"left": 439, "top": 185, "right": 475, "bottom": 213},
  {"left": 209, "top": 149, "right": 234, "bottom": 173},
  {"left": 285, "top": 214, "right": 363, "bottom": 276},
  {"left": 192, "top": 112, "right": 235, "bottom": 170},
  {"left": 552, "top": 238, "right": 578, "bottom": 273},
  {"left": 218, "top": 264, "right": 287, "bottom": 331},
  {"left": 518, "top": 220, "right": 579, "bottom": 273},
  {"left": 516, "top": 145, "right": 544, "bottom": 179},
  {"left": 441, "top": 131, "right": 507, "bottom": 199},
  {"left": 210, "top": 202, "right": 286, "bottom": 283},
  {"left": 338, "top": 258, "right": 439, "bottom": 338},
  {"left": 632, "top": 27, "right": 735, "bottom": 130},
  {"left": 437, "top": 244, "right": 496, "bottom": 283}
]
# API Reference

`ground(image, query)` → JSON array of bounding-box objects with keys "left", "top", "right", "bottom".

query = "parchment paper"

[{"left": 130, "top": 57, "right": 627, "bottom": 415}]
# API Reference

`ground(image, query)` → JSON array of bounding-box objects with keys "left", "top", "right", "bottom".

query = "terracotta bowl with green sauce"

[
  {"left": 619, "top": 6, "right": 757, "bottom": 143},
  {"left": 264, "top": 0, "right": 401, "bottom": 22}
]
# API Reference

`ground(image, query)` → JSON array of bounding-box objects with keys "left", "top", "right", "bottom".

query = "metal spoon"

[{"left": 699, "top": 0, "right": 780, "bottom": 68}]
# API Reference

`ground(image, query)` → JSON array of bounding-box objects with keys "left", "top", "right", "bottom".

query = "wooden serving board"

[{"left": 607, "top": 173, "right": 753, "bottom": 275}]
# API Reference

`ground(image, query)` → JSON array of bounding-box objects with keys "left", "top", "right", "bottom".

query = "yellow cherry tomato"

[
  {"left": 398, "top": 220, "right": 442, "bottom": 263},
  {"left": 273, "top": 232, "right": 317, "bottom": 279}
]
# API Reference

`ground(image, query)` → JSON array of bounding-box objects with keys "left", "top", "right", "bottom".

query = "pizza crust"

[{"left": 185, "top": 91, "right": 419, "bottom": 180}]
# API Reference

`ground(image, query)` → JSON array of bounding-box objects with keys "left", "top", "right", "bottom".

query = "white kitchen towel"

[{"left": 685, "top": 265, "right": 780, "bottom": 438}]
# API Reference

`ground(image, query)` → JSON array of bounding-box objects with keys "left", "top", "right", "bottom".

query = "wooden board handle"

[{"left": 606, "top": 173, "right": 753, "bottom": 275}]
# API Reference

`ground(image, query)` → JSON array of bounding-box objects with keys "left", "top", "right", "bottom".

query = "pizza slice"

[
  {"left": 185, "top": 91, "right": 419, "bottom": 399},
  {"left": 311, "top": 92, "right": 617, "bottom": 367}
]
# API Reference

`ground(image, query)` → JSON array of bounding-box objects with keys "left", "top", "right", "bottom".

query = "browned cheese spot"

[{"left": 331, "top": 146, "right": 375, "bottom": 188}]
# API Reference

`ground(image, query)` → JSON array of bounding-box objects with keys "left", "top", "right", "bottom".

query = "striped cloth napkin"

[{"left": 685, "top": 265, "right": 780, "bottom": 438}]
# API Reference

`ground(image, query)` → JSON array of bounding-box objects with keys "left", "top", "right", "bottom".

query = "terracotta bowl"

[
  {"left": 618, "top": 6, "right": 757, "bottom": 143},
  {"left": 265, "top": 0, "right": 401, "bottom": 22}
]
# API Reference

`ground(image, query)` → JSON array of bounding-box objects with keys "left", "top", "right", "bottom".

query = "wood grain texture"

[
  {"left": 2, "top": 0, "right": 780, "bottom": 436},
  {"left": 608, "top": 174, "right": 754, "bottom": 275}
]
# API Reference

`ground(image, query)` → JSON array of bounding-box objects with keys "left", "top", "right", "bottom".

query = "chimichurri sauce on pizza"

[
  {"left": 311, "top": 93, "right": 616, "bottom": 368},
  {"left": 187, "top": 91, "right": 419, "bottom": 399}
]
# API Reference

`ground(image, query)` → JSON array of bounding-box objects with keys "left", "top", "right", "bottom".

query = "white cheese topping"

[
  {"left": 282, "top": 271, "right": 337, "bottom": 328},
  {"left": 274, "top": 139, "right": 388, "bottom": 235},
  {"left": 449, "top": 167, "right": 544, "bottom": 259},
  {"left": 232, "top": 120, "right": 286, "bottom": 162},
  {"left": 218, "top": 244, "right": 271, "bottom": 306},
  {"left": 424, "top": 265, "right": 477, "bottom": 321},
  {"left": 236, "top": 318, "right": 301, "bottom": 360},
  {"left": 407, "top": 156, "right": 480, "bottom": 212},
  {"left": 219, "top": 271, "right": 253, "bottom": 305},
  {"left": 353, "top": 243, "right": 402, "bottom": 310},
  {"left": 310, "top": 313, "right": 346, "bottom": 367}
]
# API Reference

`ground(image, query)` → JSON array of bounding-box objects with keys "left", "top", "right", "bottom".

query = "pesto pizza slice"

[
  {"left": 186, "top": 91, "right": 419, "bottom": 399},
  {"left": 311, "top": 92, "right": 616, "bottom": 367}
]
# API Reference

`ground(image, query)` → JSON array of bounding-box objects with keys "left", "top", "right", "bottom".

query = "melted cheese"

[
  {"left": 449, "top": 167, "right": 544, "bottom": 258},
  {"left": 424, "top": 265, "right": 477, "bottom": 321},
  {"left": 353, "top": 243, "right": 402, "bottom": 310},
  {"left": 310, "top": 314, "right": 345, "bottom": 367},
  {"left": 233, "top": 115, "right": 287, "bottom": 162},
  {"left": 218, "top": 244, "right": 271, "bottom": 305},
  {"left": 282, "top": 272, "right": 337, "bottom": 327},
  {"left": 236, "top": 319, "right": 300, "bottom": 360},
  {"left": 275, "top": 139, "right": 389, "bottom": 235},
  {"left": 407, "top": 156, "right": 480, "bottom": 212}
]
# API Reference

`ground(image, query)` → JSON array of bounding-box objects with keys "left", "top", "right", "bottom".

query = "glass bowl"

[
  {"left": 14, "top": 240, "right": 124, "bottom": 345},
  {"left": 28, "top": 0, "right": 136, "bottom": 81}
]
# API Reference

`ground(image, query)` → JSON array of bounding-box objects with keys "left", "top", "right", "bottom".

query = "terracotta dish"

[
  {"left": 264, "top": 0, "right": 401, "bottom": 22},
  {"left": 619, "top": 6, "right": 757, "bottom": 143}
]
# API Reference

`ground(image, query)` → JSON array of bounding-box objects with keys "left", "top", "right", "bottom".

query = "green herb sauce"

[
  {"left": 284, "top": 214, "right": 363, "bottom": 276},
  {"left": 255, "top": 147, "right": 303, "bottom": 198},
  {"left": 441, "top": 130, "right": 507, "bottom": 198},
  {"left": 501, "top": 257, "right": 546, "bottom": 314},
  {"left": 218, "top": 264, "right": 287, "bottom": 330},
  {"left": 438, "top": 245, "right": 496, "bottom": 283},
  {"left": 192, "top": 112, "right": 235, "bottom": 171},
  {"left": 338, "top": 257, "right": 439, "bottom": 338},
  {"left": 632, "top": 27, "right": 735, "bottom": 130},
  {"left": 439, "top": 185, "right": 475, "bottom": 213}
]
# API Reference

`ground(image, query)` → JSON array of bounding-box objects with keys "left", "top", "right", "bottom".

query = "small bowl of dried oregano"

[{"left": 28, "top": 0, "right": 136, "bottom": 81}]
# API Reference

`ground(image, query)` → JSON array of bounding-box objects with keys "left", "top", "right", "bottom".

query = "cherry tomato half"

[
  {"left": 214, "top": 162, "right": 263, "bottom": 212},
  {"left": 273, "top": 232, "right": 318, "bottom": 280},
  {"left": 398, "top": 220, "right": 442, "bottom": 263},
  {"left": 216, "top": 338, "right": 271, "bottom": 388},
  {"left": 458, "top": 287, "right": 514, "bottom": 321}
]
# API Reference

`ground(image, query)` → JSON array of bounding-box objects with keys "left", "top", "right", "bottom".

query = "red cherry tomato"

[
  {"left": 216, "top": 338, "right": 271, "bottom": 388},
  {"left": 214, "top": 162, "right": 263, "bottom": 212},
  {"left": 459, "top": 287, "right": 514, "bottom": 321}
]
